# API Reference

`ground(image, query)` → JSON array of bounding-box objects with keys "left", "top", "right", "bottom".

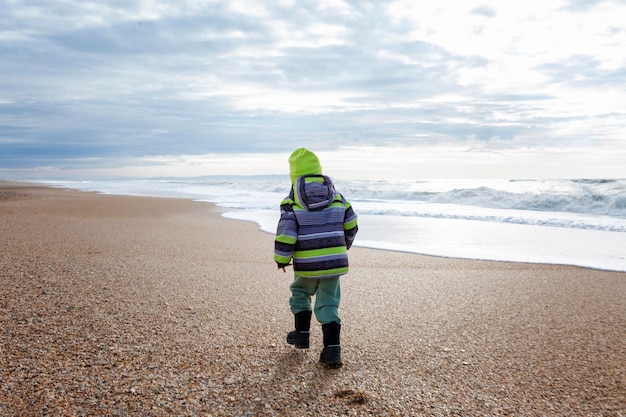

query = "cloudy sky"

[{"left": 1, "top": 0, "right": 625, "bottom": 180}]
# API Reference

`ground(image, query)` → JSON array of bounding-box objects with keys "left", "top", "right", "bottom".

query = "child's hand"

[{"left": 277, "top": 262, "right": 292, "bottom": 273}]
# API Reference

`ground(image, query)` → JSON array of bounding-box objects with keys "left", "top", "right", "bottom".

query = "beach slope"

[{"left": 1, "top": 182, "right": 624, "bottom": 416}]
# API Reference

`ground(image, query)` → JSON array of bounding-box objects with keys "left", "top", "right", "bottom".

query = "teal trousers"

[{"left": 289, "top": 274, "right": 341, "bottom": 325}]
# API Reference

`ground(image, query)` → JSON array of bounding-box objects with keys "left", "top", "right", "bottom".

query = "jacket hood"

[
  {"left": 293, "top": 175, "right": 336, "bottom": 211},
  {"left": 289, "top": 148, "right": 322, "bottom": 184}
]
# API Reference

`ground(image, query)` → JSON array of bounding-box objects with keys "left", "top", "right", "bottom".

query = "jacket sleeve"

[
  {"left": 274, "top": 201, "right": 298, "bottom": 265},
  {"left": 343, "top": 200, "right": 358, "bottom": 250}
]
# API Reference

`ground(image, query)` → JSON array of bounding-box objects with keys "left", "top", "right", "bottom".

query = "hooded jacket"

[{"left": 274, "top": 174, "right": 358, "bottom": 278}]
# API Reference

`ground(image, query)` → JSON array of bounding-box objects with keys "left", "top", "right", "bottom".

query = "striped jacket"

[{"left": 274, "top": 175, "right": 358, "bottom": 278}]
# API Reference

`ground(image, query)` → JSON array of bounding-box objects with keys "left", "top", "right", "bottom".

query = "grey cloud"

[
  {"left": 537, "top": 55, "right": 626, "bottom": 88},
  {"left": 470, "top": 5, "right": 497, "bottom": 18},
  {"left": 50, "top": 13, "right": 266, "bottom": 56},
  {"left": 560, "top": 0, "right": 612, "bottom": 12}
]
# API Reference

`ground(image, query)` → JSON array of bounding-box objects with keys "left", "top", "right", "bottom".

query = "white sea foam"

[{"left": 40, "top": 177, "right": 626, "bottom": 271}]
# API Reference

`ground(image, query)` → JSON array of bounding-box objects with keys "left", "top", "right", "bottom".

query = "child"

[{"left": 274, "top": 148, "right": 358, "bottom": 368}]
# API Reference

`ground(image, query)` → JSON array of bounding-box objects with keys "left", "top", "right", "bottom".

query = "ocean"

[{"left": 42, "top": 177, "right": 626, "bottom": 272}]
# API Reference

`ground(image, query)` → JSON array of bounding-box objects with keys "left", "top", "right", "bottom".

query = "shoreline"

[
  {"left": 7, "top": 180, "right": 626, "bottom": 273},
  {"left": 1, "top": 182, "right": 625, "bottom": 415}
]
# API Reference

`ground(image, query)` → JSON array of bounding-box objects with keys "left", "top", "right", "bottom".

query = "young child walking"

[{"left": 274, "top": 148, "right": 358, "bottom": 368}]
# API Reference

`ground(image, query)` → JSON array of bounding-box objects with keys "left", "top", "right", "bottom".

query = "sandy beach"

[{"left": 1, "top": 182, "right": 624, "bottom": 416}]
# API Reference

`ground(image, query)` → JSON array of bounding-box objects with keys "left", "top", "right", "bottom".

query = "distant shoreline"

[{"left": 4, "top": 179, "right": 626, "bottom": 272}]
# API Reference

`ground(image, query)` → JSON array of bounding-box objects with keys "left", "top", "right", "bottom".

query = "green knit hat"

[{"left": 289, "top": 148, "right": 322, "bottom": 183}]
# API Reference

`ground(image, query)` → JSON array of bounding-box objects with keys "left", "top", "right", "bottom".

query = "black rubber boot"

[
  {"left": 319, "top": 322, "right": 342, "bottom": 368},
  {"left": 287, "top": 311, "right": 311, "bottom": 349}
]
